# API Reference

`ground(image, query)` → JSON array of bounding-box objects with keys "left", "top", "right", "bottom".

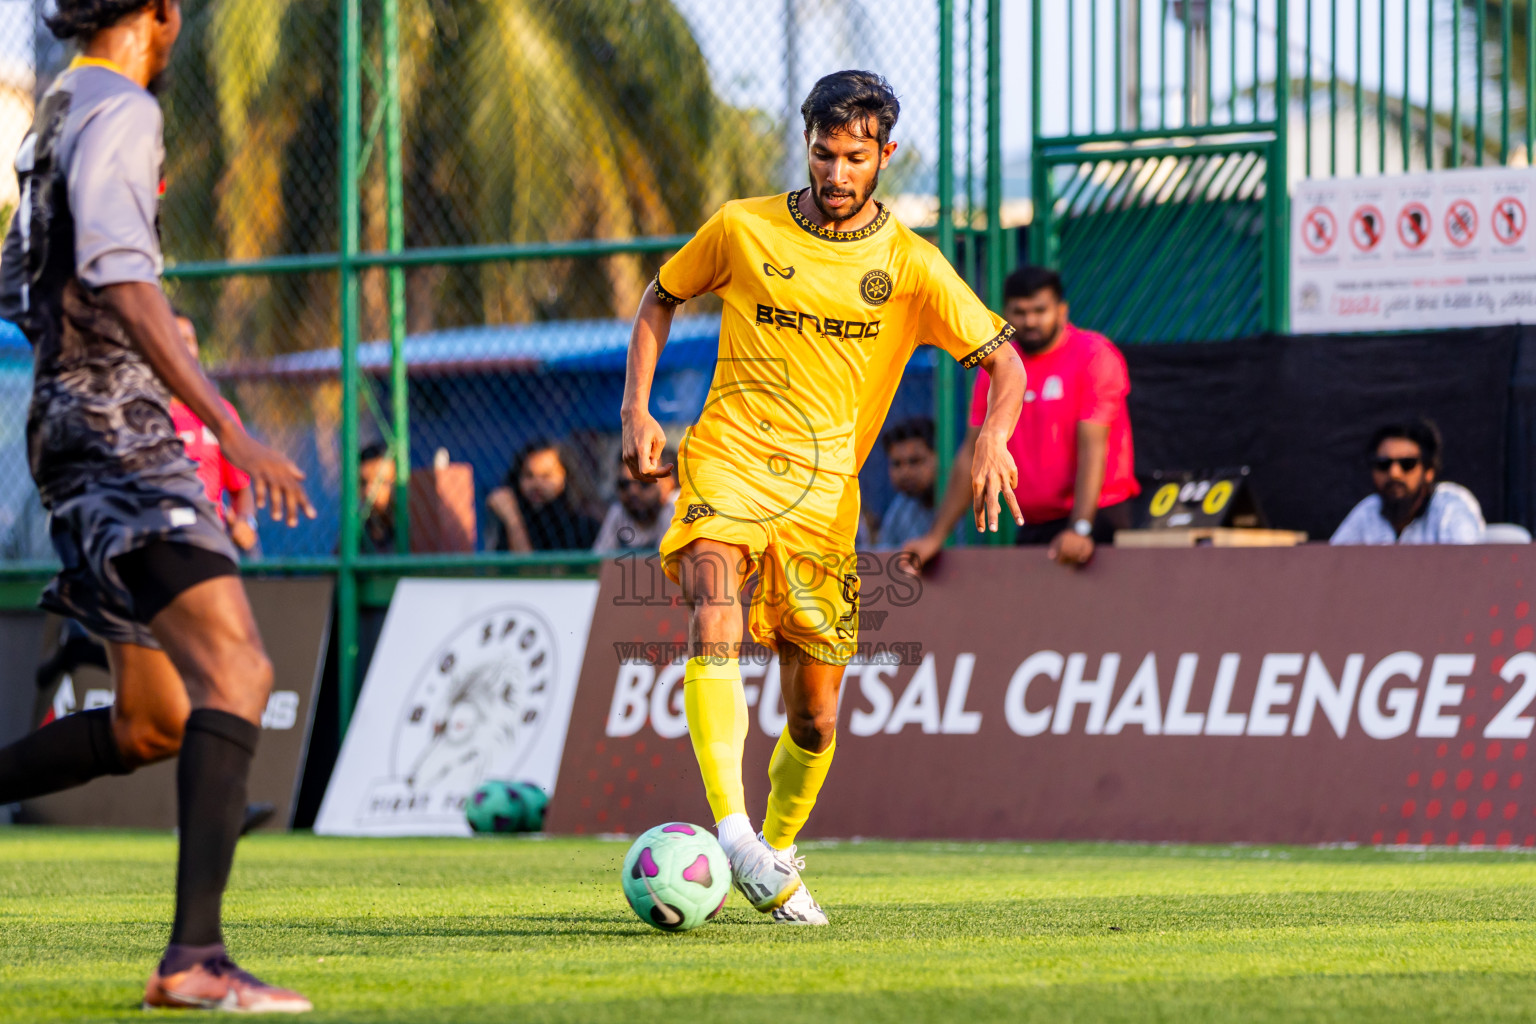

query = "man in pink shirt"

[
  {"left": 171, "top": 313, "right": 258, "bottom": 554},
  {"left": 908, "top": 266, "right": 1138, "bottom": 566}
]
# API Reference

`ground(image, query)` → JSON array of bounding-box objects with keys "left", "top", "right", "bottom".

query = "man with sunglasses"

[
  {"left": 593, "top": 449, "right": 678, "bottom": 552},
  {"left": 1331, "top": 418, "right": 1485, "bottom": 545}
]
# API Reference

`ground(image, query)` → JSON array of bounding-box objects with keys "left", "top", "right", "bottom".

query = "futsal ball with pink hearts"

[{"left": 620, "top": 822, "right": 731, "bottom": 932}]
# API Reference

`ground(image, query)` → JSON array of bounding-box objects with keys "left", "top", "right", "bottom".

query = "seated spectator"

[
  {"left": 874, "top": 417, "right": 938, "bottom": 549},
  {"left": 487, "top": 438, "right": 601, "bottom": 551},
  {"left": 358, "top": 441, "right": 398, "bottom": 554},
  {"left": 1331, "top": 418, "right": 1485, "bottom": 545},
  {"left": 593, "top": 449, "right": 677, "bottom": 552}
]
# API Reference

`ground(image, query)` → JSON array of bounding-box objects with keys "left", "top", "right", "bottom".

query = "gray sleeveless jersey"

[{"left": 0, "top": 64, "right": 190, "bottom": 508}]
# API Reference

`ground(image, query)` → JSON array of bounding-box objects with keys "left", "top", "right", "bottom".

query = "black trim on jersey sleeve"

[
  {"left": 652, "top": 276, "right": 685, "bottom": 307},
  {"left": 959, "top": 324, "right": 1015, "bottom": 369}
]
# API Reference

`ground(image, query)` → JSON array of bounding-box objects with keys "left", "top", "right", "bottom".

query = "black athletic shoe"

[{"left": 241, "top": 802, "right": 276, "bottom": 835}]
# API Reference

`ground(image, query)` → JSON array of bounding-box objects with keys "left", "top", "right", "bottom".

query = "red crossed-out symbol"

[
  {"left": 1350, "top": 205, "right": 1384, "bottom": 251},
  {"left": 1445, "top": 199, "right": 1478, "bottom": 247},
  {"left": 1301, "top": 206, "right": 1336, "bottom": 254},
  {"left": 1397, "top": 202, "right": 1431, "bottom": 249},
  {"left": 1493, "top": 197, "right": 1527, "bottom": 245}
]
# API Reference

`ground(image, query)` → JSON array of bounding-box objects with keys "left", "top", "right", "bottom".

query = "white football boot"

[
  {"left": 726, "top": 833, "right": 802, "bottom": 911},
  {"left": 760, "top": 833, "right": 829, "bottom": 926}
]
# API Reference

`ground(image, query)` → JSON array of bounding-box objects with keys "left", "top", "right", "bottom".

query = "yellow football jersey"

[{"left": 656, "top": 190, "right": 1011, "bottom": 487}]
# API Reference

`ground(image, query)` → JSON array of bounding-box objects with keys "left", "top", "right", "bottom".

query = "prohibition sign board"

[
  {"left": 1493, "top": 196, "right": 1527, "bottom": 245},
  {"left": 1301, "top": 206, "right": 1336, "bottom": 254},
  {"left": 1349, "top": 205, "right": 1384, "bottom": 251},
  {"left": 1445, "top": 199, "right": 1478, "bottom": 247},
  {"left": 1397, "top": 202, "right": 1431, "bottom": 249}
]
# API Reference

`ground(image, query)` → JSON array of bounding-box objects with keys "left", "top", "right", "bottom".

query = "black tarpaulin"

[{"left": 1123, "top": 326, "right": 1524, "bottom": 540}]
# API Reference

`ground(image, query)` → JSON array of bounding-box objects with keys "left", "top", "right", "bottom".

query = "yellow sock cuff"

[
  {"left": 777, "top": 729, "right": 835, "bottom": 767},
  {"left": 685, "top": 654, "right": 741, "bottom": 683}
]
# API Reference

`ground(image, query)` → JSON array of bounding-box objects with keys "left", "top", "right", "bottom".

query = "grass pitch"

[{"left": 2, "top": 831, "right": 1535, "bottom": 1022}]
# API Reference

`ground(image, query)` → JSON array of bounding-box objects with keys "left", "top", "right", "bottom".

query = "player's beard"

[{"left": 810, "top": 166, "right": 881, "bottom": 226}]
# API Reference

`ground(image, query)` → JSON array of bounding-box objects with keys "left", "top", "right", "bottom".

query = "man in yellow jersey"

[{"left": 621, "top": 70, "right": 1026, "bottom": 925}]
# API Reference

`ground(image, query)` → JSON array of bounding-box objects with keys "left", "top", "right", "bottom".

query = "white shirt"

[
  {"left": 591, "top": 495, "right": 677, "bottom": 552},
  {"left": 1329, "top": 482, "right": 1486, "bottom": 545}
]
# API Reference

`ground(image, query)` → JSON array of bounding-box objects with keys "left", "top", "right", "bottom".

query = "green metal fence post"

[
  {"left": 1030, "top": 0, "right": 1046, "bottom": 266},
  {"left": 989, "top": 0, "right": 1010, "bottom": 546},
  {"left": 987, "top": 0, "right": 1004, "bottom": 304},
  {"left": 936, "top": 0, "right": 957, "bottom": 524},
  {"left": 384, "top": 0, "right": 410, "bottom": 555},
  {"left": 337, "top": 0, "right": 362, "bottom": 738},
  {"left": 1427, "top": 1, "right": 1435, "bottom": 170},
  {"left": 1476, "top": 0, "right": 1486, "bottom": 164},
  {"left": 1502, "top": 0, "right": 1512, "bottom": 164},
  {"left": 1452, "top": 1, "right": 1461, "bottom": 166},
  {"left": 1268, "top": 0, "right": 1291, "bottom": 333}
]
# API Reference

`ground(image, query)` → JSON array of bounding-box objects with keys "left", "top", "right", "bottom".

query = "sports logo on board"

[
  {"left": 384, "top": 607, "right": 557, "bottom": 798},
  {"left": 859, "top": 269, "right": 893, "bottom": 306}
]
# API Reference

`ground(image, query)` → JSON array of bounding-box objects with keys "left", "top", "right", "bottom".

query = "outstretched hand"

[
  {"left": 971, "top": 428, "right": 1023, "bottom": 533},
  {"left": 220, "top": 433, "right": 315, "bottom": 528}
]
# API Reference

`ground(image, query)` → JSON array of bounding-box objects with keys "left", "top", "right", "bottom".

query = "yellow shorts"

[{"left": 660, "top": 448, "right": 860, "bottom": 665}]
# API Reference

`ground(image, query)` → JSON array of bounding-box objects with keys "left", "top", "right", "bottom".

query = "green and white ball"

[
  {"left": 620, "top": 823, "right": 731, "bottom": 932},
  {"left": 511, "top": 782, "right": 549, "bottom": 831},
  {"left": 466, "top": 780, "right": 532, "bottom": 833}
]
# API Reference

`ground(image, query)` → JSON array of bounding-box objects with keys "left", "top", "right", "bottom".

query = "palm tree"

[{"left": 158, "top": 0, "right": 780, "bottom": 362}]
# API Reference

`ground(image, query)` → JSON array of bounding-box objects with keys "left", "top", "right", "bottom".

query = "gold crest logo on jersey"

[
  {"left": 859, "top": 269, "right": 893, "bottom": 307},
  {"left": 682, "top": 502, "right": 717, "bottom": 524}
]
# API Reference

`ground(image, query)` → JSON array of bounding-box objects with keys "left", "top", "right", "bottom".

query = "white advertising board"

[
  {"left": 315, "top": 578, "right": 599, "bottom": 836},
  {"left": 1291, "top": 165, "right": 1536, "bottom": 332}
]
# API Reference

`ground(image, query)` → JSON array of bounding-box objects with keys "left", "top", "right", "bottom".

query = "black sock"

[
  {"left": 169, "top": 709, "right": 259, "bottom": 949},
  {"left": 0, "top": 707, "right": 130, "bottom": 804}
]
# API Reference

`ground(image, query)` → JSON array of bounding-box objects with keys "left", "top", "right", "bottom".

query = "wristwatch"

[{"left": 1072, "top": 518, "right": 1093, "bottom": 538}]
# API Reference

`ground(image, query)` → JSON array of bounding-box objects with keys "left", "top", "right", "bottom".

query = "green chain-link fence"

[{"left": 0, "top": 0, "right": 1017, "bottom": 720}]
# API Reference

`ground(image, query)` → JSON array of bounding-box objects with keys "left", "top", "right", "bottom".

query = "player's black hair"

[
  {"left": 1003, "top": 266, "right": 1065, "bottom": 302},
  {"left": 1370, "top": 417, "right": 1443, "bottom": 474},
  {"left": 359, "top": 441, "right": 390, "bottom": 464},
  {"left": 882, "top": 416, "right": 935, "bottom": 453},
  {"left": 45, "top": 0, "right": 157, "bottom": 41},
  {"left": 801, "top": 70, "right": 901, "bottom": 146}
]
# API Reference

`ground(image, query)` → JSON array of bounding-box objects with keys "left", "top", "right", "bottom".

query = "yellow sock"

[
  {"left": 762, "top": 729, "right": 835, "bottom": 850},
  {"left": 683, "top": 655, "right": 749, "bottom": 823}
]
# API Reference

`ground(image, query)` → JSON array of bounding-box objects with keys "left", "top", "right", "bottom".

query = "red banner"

[{"left": 550, "top": 547, "right": 1536, "bottom": 846}]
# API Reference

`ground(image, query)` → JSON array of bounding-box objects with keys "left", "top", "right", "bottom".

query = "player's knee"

[
  {"left": 195, "top": 644, "right": 273, "bottom": 723},
  {"left": 113, "top": 711, "right": 184, "bottom": 768},
  {"left": 787, "top": 709, "right": 836, "bottom": 753},
  {"left": 691, "top": 600, "right": 740, "bottom": 643}
]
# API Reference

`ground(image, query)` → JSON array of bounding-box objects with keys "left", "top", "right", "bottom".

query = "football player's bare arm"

[
  {"left": 905, "top": 343, "right": 1026, "bottom": 567},
  {"left": 621, "top": 285, "right": 678, "bottom": 482},
  {"left": 100, "top": 282, "right": 313, "bottom": 526},
  {"left": 970, "top": 342, "right": 1026, "bottom": 531}
]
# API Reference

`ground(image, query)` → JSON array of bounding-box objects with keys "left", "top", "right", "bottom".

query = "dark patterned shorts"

[{"left": 41, "top": 466, "right": 239, "bottom": 649}]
